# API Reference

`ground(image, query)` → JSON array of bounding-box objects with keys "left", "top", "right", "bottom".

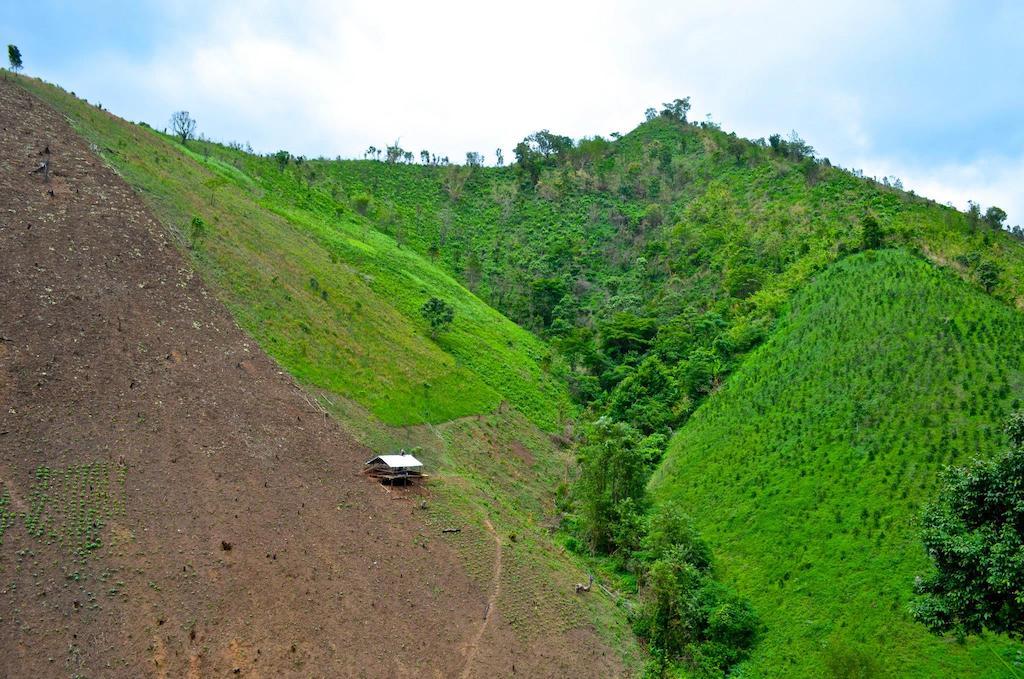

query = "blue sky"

[{"left": 4, "top": 1, "right": 1022, "bottom": 224}]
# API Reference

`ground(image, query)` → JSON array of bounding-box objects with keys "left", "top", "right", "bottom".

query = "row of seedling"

[{"left": 11, "top": 462, "right": 127, "bottom": 561}]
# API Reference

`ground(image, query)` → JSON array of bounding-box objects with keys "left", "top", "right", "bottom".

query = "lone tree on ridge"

[
  {"left": 170, "top": 111, "right": 197, "bottom": 146},
  {"left": 8, "top": 44, "right": 22, "bottom": 73}
]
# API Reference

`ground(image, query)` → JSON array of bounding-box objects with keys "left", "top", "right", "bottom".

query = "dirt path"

[{"left": 459, "top": 517, "right": 502, "bottom": 679}]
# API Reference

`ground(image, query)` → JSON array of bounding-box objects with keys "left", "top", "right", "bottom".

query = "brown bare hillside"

[{"left": 0, "top": 79, "right": 622, "bottom": 677}]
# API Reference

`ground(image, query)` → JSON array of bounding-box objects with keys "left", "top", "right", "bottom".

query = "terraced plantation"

[{"left": 652, "top": 250, "right": 1024, "bottom": 676}]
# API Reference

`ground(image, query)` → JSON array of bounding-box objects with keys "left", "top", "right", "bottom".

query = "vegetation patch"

[
  {"left": 20, "top": 462, "right": 127, "bottom": 562},
  {"left": 651, "top": 250, "right": 1024, "bottom": 676}
]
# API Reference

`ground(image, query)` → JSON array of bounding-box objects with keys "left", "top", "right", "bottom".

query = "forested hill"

[{"left": 302, "top": 113, "right": 1024, "bottom": 434}]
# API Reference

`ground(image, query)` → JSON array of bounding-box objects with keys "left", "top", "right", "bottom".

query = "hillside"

[
  {"left": 310, "top": 118, "right": 1024, "bottom": 426},
  {"left": 7, "top": 70, "right": 1024, "bottom": 678},
  {"left": 1, "top": 76, "right": 634, "bottom": 676},
  {"left": 15, "top": 78, "right": 571, "bottom": 432},
  {"left": 650, "top": 249, "right": 1023, "bottom": 676}
]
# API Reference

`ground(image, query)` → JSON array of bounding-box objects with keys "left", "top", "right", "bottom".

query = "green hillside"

[
  {"left": 15, "top": 76, "right": 570, "bottom": 430},
  {"left": 650, "top": 249, "right": 1024, "bottom": 676},
  {"left": 310, "top": 118, "right": 1024, "bottom": 429},
  {"left": 14, "top": 73, "right": 1024, "bottom": 675}
]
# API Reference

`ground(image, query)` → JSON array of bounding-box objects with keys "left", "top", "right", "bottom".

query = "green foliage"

[
  {"left": 977, "top": 260, "right": 1001, "bottom": 292},
  {"left": 651, "top": 250, "right": 1024, "bottom": 675},
  {"left": 660, "top": 97, "right": 691, "bottom": 123},
  {"left": 860, "top": 213, "right": 884, "bottom": 250},
  {"left": 188, "top": 215, "right": 207, "bottom": 247},
  {"left": 632, "top": 503, "right": 758, "bottom": 677},
  {"left": 985, "top": 206, "right": 1008, "bottom": 230},
  {"left": 420, "top": 296, "right": 454, "bottom": 337},
  {"left": 301, "top": 112, "right": 1024, "bottom": 450},
  {"left": 0, "top": 488, "right": 14, "bottom": 545},
  {"left": 912, "top": 412, "right": 1024, "bottom": 641},
  {"left": 607, "top": 356, "right": 683, "bottom": 435},
  {"left": 23, "top": 462, "right": 127, "bottom": 562},
  {"left": 7, "top": 44, "right": 22, "bottom": 72},
  {"left": 576, "top": 417, "right": 655, "bottom": 553},
  {"left": 640, "top": 501, "right": 712, "bottom": 570}
]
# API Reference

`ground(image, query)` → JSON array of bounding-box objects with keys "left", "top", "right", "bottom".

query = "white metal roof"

[{"left": 366, "top": 453, "right": 423, "bottom": 469}]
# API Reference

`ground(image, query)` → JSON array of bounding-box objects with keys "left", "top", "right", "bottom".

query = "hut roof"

[{"left": 366, "top": 453, "right": 423, "bottom": 469}]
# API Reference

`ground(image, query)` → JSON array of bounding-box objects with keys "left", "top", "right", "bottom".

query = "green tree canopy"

[
  {"left": 420, "top": 297, "right": 454, "bottom": 338},
  {"left": 7, "top": 44, "right": 22, "bottom": 72},
  {"left": 912, "top": 412, "right": 1024, "bottom": 640}
]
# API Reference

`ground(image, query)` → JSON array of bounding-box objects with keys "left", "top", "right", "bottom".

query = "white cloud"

[{"left": 46, "top": 0, "right": 1021, "bottom": 223}]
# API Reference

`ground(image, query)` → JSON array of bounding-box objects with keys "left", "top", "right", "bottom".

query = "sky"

[{"left": 4, "top": 0, "right": 1022, "bottom": 224}]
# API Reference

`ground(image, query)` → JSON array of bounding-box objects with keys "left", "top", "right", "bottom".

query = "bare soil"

[{"left": 0, "top": 79, "right": 624, "bottom": 677}]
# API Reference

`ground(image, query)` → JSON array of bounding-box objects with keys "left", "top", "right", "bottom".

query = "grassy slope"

[
  {"left": 15, "top": 75, "right": 570, "bottom": 430},
  {"left": 651, "top": 250, "right": 1023, "bottom": 677}
]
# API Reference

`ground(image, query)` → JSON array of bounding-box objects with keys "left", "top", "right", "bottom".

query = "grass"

[
  {"left": 650, "top": 249, "right": 1024, "bottom": 677},
  {"left": 15, "top": 74, "right": 571, "bottom": 431},
  {"left": 320, "top": 392, "right": 642, "bottom": 669}
]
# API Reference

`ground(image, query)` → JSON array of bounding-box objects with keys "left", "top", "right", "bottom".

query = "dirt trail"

[{"left": 459, "top": 517, "right": 502, "bottom": 679}]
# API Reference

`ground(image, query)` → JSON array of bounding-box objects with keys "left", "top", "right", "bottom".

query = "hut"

[{"left": 363, "top": 451, "right": 426, "bottom": 484}]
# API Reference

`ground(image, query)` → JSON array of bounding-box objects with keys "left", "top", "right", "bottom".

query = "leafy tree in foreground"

[
  {"left": 170, "top": 111, "right": 197, "bottom": 146},
  {"left": 8, "top": 44, "right": 22, "bottom": 73},
  {"left": 420, "top": 297, "right": 454, "bottom": 338},
  {"left": 912, "top": 412, "right": 1024, "bottom": 640}
]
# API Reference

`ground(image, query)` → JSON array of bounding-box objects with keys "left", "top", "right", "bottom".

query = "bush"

[
  {"left": 188, "top": 215, "right": 207, "bottom": 247},
  {"left": 352, "top": 192, "right": 372, "bottom": 216}
]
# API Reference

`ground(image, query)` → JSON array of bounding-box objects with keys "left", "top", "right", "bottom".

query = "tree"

[
  {"left": 576, "top": 417, "right": 653, "bottom": 553},
  {"left": 966, "top": 201, "right": 982, "bottom": 232},
  {"left": 273, "top": 150, "right": 290, "bottom": 170},
  {"left": 912, "top": 412, "right": 1024, "bottom": 641},
  {"left": 188, "top": 215, "right": 207, "bottom": 248},
  {"left": 633, "top": 503, "right": 759, "bottom": 677},
  {"left": 660, "top": 97, "right": 691, "bottom": 123},
  {"left": 419, "top": 150, "right": 430, "bottom": 164},
  {"left": 984, "top": 206, "right": 1007, "bottom": 230},
  {"left": 8, "top": 44, "right": 22, "bottom": 73},
  {"left": 465, "top": 151, "right": 484, "bottom": 167},
  {"left": 170, "top": 111, "right": 197, "bottom": 145},
  {"left": 495, "top": 148, "right": 504, "bottom": 167},
  {"left": 420, "top": 297, "right": 454, "bottom": 338},
  {"left": 861, "top": 213, "right": 884, "bottom": 250},
  {"left": 385, "top": 141, "right": 406, "bottom": 164},
  {"left": 976, "top": 260, "right": 1001, "bottom": 292}
]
